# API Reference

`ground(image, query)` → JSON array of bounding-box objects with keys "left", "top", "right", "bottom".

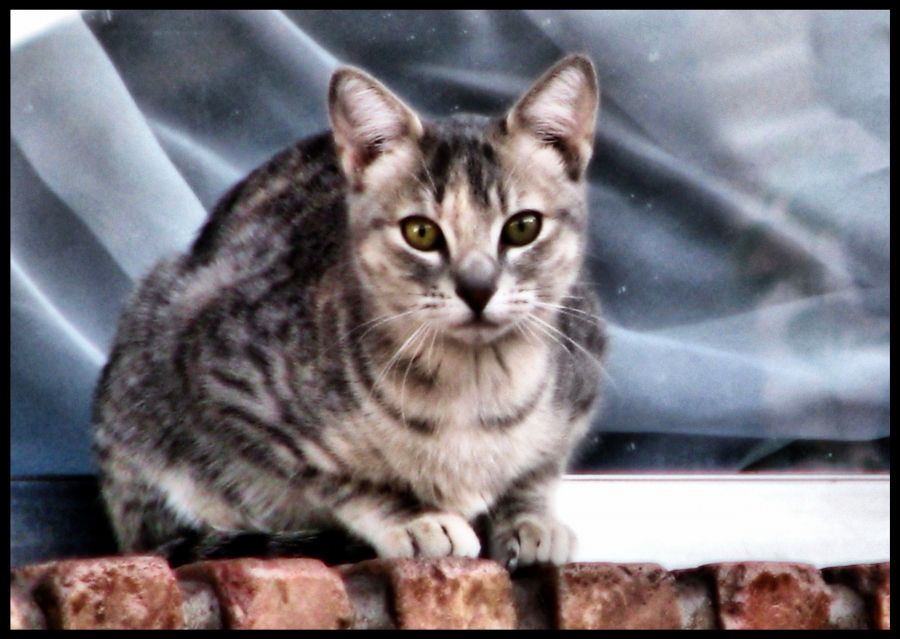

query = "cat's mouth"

[
  {"left": 448, "top": 316, "right": 512, "bottom": 345},
  {"left": 455, "top": 316, "right": 500, "bottom": 329}
]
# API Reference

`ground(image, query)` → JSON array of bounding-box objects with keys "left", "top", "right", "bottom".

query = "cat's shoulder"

[{"left": 188, "top": 131, "right": 343, "bottom": 268}]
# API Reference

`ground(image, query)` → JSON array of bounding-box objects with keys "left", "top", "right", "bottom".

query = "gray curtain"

[{"left": 11, "top": 10, "right": 890, "bottom": 475}]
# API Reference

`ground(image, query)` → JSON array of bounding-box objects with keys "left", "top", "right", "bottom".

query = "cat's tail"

[{"left": 154, "top": 529, "right": 377, "bottom": 568}]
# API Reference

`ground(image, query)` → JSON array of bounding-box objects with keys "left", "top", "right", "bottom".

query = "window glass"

[{"left": 11, "top": 10, "right": 889, "bottom": 476}]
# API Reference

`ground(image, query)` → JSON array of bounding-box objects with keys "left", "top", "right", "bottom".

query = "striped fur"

[{"left": 93, "top": 55, "right": 606, "bottom": 569}]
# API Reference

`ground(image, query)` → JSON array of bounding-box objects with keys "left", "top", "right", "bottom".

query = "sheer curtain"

[{"left": 11, "top": 10, "right": 890, "bottom": 475}]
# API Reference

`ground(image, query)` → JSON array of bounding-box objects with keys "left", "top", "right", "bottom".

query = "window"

[{"left": 11, "top": 10, "right": 889, "bottom": 568}]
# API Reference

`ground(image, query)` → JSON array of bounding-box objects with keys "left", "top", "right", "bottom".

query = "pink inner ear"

[
  {"left": 339, "top": 78, "right": 407, "bottom": 148},
  {"left": 519, "top": 66, "right": 597, "bottom": 145}
]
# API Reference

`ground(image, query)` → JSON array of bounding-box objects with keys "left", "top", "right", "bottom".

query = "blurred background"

[{"left": 11, "top": 10, "right": 890, "bottom": 565}]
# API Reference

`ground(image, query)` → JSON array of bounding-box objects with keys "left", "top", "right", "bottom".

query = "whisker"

[
  {"left": 349, "top": 309, "right": 419, "bottom": 345},
  {"left": 320, "top": 308, "right": 418, "bottom": 358},
  {"left": 399, "top": 324, "right": 433, "bottom": 424},
  {"left": 532, "top": 300, "right": 606, "bottom": 325},
  {"left": 414, "top": 152, "right": 439, "bottom": 200},
  {"left": 513, "top": 286, "right": 588, "bottom": 304},
  {"left": 368, "top": 323, "right": 428, "bottom": 404},
  {"left": 515, "top": 318, "right": 543, "bottom": 346},
  {"left": 523, "top": 315, "right": 566, "bottom": 351},
  {"left": 526, "top": 313, "right": 619, "bottom": 394},
  {"left": 425, "top": 323, "right": 440, "bottom": 371},
  {"left": 523, "top": 314, "right": 616, "bottom": 393}
]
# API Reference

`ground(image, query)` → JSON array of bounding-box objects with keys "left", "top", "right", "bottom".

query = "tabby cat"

[{"left": 93, "top": 54, "right": 606, "bottom": 570}]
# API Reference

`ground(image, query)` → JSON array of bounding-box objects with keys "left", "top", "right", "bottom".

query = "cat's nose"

[{"left": 454, "top": 252, "right": 498, "bottom": 316}]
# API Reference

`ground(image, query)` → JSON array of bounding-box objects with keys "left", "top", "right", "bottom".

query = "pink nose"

[{"left": 453, "top": 251, "right": 498, "bottom": 316}]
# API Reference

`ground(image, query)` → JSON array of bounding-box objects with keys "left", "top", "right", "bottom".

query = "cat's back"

[
  {"left": 95, "top": 132, "right": 347, "bottom": 434},
  {"left": 120, "top": 132, "right": 345, "bottom": 333},
  {"left": 187, "top": 132, "right": 345, "bottom": 274}
]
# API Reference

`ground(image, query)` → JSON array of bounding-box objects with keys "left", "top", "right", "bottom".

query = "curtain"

[{"left": 11, "top": 10, "right": 890, "bottom": 474}]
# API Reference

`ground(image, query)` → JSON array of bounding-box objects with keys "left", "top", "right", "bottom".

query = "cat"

[{"left": 92, "top": 54, "right": 607, "bottom": 570}]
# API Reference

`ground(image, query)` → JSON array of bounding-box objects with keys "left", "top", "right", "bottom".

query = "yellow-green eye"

[
  {"left": 502, "top": 210, "right": 542, "bottom": 247},
  {"left": 401, "top": 216, "right": 443, "bottom": 251}
]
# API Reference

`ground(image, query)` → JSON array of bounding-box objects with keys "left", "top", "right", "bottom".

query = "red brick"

[
  {"left": 10, "top": 560, "right": 57, "bottom": 592},
  {"left": 341, "top": 558, "right": 516, "bottom": 629},
  {"left": 21, "top": 555, "right": 184, "bottom": 629},
  {"left": 552, "top": 563, "right": 682, "bottom": 629},
  {"left": 879, "top": 574, "right": 891, "bottom": 630},
  {"left": 176, "top": 557, "right": 352, "bottom": 629},
  {"left": 822, "top": 562, "right": 890, "bottom": 630},
  {"left": 703, "top": 562, "right": 831, "bottom": 629},
  {"left": 11, "top": 561, "right": 62, "bottom": 629},
  {"left": 10, "top": 583, "right": 46, "bottom": 630}
]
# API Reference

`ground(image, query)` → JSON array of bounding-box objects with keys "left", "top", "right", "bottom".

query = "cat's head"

[{"left": 328, "top": 55, "right": 599, "bottom": 348}]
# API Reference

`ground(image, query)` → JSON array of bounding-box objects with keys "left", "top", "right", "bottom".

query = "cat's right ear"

[{"left": 328, "top": 68, "right": 423, "bottom": 187}]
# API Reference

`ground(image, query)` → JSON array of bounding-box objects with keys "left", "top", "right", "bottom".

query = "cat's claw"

[
  {"left": 493, "top": 514, "right": 576, "bottom": 571},
  {"left": 372, "top": 512, "right": 481, "bottom": 559}
]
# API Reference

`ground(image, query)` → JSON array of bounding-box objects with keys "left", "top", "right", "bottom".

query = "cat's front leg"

[
  {"left": 490, "top": 512, "right": 576, "bottom": 570},
  {"left": 488, "top": 466, "right": 575, "bottom": 570},
  {"left": 316, "top": 478, "right": 481, "bottom": 559}
]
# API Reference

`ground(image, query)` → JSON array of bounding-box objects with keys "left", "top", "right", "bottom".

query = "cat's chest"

[
  {"left": 350, "top": 343, "right": 567, "bottom": 517},
  {"left": 417, "top": 399, "right": 563, "bottom": 517}
]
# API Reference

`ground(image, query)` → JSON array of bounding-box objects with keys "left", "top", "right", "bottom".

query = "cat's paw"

[
  {"left": 491, "top": 514, "right": 576, "bottom": 571},
  {"left": 370, "top": 512, "right": 482, "bottom": 559}
]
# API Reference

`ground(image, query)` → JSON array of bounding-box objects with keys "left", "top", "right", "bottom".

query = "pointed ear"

[
  {"left": 328, "top": 67, "right": 423, "bottom": 184},
  {"left": 505, "top": 55, "right": 600, "bottom": 180}
]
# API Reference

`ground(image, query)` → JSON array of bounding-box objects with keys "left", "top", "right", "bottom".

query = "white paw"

[
  {"left": 370, "top": 512, "right": 481, "bottom": 559},
  {"left": 492, "top": 514, "right": 576, "bottom": 570}
]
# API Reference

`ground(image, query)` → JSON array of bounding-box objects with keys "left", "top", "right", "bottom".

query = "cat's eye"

[
  {"left": 401, "top": 216, "right": 443, "bottom": 251},
  {"left": 501, "top": 210, "right": 543, "bottom": 247}
]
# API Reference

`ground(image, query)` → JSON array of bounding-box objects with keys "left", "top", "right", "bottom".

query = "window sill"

[{"left": 559, "top": 473, "right": 890, "bottom": 568}]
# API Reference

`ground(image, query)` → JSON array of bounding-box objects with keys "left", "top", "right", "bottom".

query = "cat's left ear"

[
  {"left": 505, "top": 55, "right": 600, "bottom": 180},
  {"left": 328, "top": 67, "right": 423, "bottom": 186}
]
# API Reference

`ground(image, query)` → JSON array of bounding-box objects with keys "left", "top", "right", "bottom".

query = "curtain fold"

[{"left": 10, "top": 10, "right": 890, "bottom": 474}]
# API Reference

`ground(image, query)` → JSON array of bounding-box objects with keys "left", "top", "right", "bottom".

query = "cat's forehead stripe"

[{"left": 419, "top": 119, "right": 504, "bottom": 214}]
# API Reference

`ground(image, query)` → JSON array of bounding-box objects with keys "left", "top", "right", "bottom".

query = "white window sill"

[{"left": 558, "top": 473, "right": 890, "bottom": 569}]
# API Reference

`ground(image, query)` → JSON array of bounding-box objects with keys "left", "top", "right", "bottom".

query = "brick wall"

[{"left": 10, "top": 555, "right": 890, "bottom": 630}]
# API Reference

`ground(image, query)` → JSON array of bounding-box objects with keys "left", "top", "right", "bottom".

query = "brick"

[
  {"left": 552, "top": 563, "right": 682, "bottom": 629},
  {"left": 702, "top": 562, "right": 831, "bottom": 630},
  {"left": 176, "top": 557, "right": 352, "bottom": 629},
  {"left": 341, "top": 558, "right": 516, "bottom": 629},
  {"left": 11, "top": 561, "right": 61, "bottom": 630},
  {"left": 10, "top": 583, "right": 46, "bottom": 630},
  {"left": 22, "top": 555, "right": 184, "bottom": 629},
  {"left": 822, "top": 562, "right": 890, "bottom": 630},
  {"left": 513, "top": 563, "right": 684, "bottom": 630},
  {"left": 10, "top": 560, "right": 57, "bottom": 592},
  {"left": 672, "top": 569, "right": 716, "bottom": 629}
]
